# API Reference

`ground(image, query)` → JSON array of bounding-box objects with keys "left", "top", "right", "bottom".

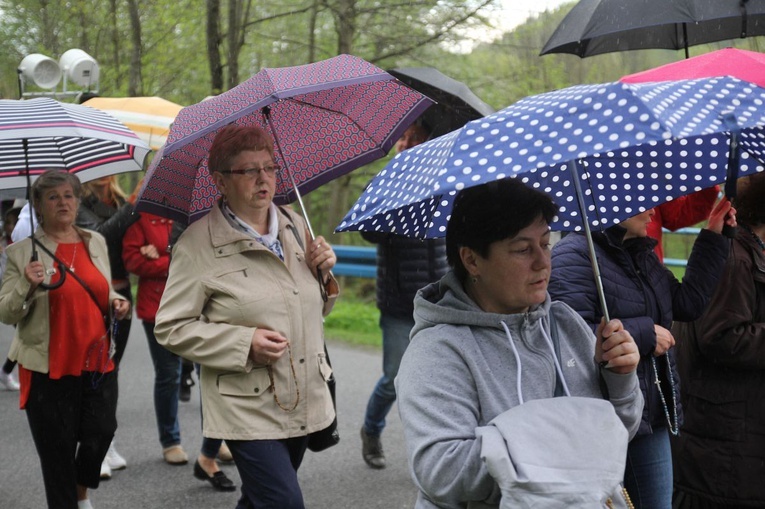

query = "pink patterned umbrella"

[{"left": 136, "top": 54, "right": 433, "bottom": 228}]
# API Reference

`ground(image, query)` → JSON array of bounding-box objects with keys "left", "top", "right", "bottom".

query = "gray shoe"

[{"left": 360, "top": 427, "right": 386, "bottom": 469}]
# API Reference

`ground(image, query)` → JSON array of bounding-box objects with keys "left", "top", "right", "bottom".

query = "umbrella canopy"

[
  {"left": 83, "top": 96, "right": 184, "bottom": 151},
  {"left": 336, "top": 76, "right": 765, "bottom": 239},
  {"left": 0, "top": 97, "right": 151, "bottom": 190},
  {"left": 387, "top": 67, "right": 495, "bottom": 137},
  {"left": 541, "top": 0, "right": 765, "bottom": 59},
  {"left": 621, "top": 47, "right": 765, "bottom": 86},
  {"left": 137, "top": 54, "right": 433, "bottom": 226}
]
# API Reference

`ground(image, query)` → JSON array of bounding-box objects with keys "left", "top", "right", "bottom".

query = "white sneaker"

[
  {"left": 105, "top": 441, "right": 126, "bottom": 470},
  {"left": 78, "top": 499, "right": 94, "bottom": 509},
  {"left": 0, "top": 371, "right": 19, "bottom": 391},
  {"left": 100, "top": 459, "right": 111, "bottom": 480}
]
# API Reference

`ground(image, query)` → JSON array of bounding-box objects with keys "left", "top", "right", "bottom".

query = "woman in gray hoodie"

[{"left": 395, "top": 179, "right": 644, "bottom": 508}]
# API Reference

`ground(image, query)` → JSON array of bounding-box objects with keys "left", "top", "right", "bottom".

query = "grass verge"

[{"left": 324, "top": 299, "right": 382, "bottom": 347}]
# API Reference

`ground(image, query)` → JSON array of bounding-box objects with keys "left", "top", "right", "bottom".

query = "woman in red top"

[
  {"left": 0, "top": 170, "right": 130, "bottom": 509},
  {"left": 122, "top": 212, "right": 192, "bottom": 464}
]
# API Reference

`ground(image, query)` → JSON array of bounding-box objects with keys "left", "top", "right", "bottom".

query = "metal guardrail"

[
  {"left": 333, "top": 227, "right": 700, "bottom": 277},
  {"left": 333, "top": 245, "right": 376, "bottom": 278},
  {"left": 662, "top": 227, "right": 699, "bottom": 268}
]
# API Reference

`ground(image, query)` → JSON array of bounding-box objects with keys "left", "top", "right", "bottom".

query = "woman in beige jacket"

[{"left": 154, "top": 125, "right": 338, "bottom": 509}]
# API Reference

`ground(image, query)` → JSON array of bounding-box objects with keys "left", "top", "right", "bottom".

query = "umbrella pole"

[
  {"left": 23, "top": 139, "right": 37, "bottom": 258},
  {"left": 263, "top": 107, "right": 317, "bottom": 239},
  {"left": 569, "top": 160, "right": 611, "bottom": 322}
]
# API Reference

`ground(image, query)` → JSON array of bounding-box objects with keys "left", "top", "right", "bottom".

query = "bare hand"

[
  {"left": 112, "top": 299, "right": 130, "bottom": 320},
  {"left": 250, "top": 329, "right": 289, "bottom": 366},
  {"left": 705, "top": 197, "right": 737, "bottom": 234},
  {"left": 24, "top": 260, "right": 46, "bottom": 288},
  {"left": 596, "top": 318, "right": 639, "bottom": 374},
  {"left": 653, "top": 324, "right": 675, "bottom": 356},
  {"left": 139, "top": 244, "right": 160, "bottom": 260},
  {"left": 308, "top": 235, "right": 336, "bottom": 281}
]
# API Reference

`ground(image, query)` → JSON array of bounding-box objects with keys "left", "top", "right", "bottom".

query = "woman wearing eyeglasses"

[{"left": 155, "top": 125, "right": 338, "bottom": 508}]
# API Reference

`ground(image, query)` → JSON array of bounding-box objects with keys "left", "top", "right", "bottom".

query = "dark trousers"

[
  {"left": 25, "top": 370, "right": 118, "bottom": 509},
  {"left": 227, "top": 436, "right": 310, "bottom": 509},
  {"left": 111, "top": 286, "right": 133, "bottom": 366}
]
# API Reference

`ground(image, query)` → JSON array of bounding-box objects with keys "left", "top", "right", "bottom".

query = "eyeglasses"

[{"left": 221, "top": 164, "right": 281, "bottom": 178}]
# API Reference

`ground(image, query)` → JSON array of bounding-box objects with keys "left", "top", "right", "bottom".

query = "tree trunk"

[
  {"left": 227, "top": 0, "right": 241, "bottom": 89},
  {"left": 109, "top": 0, "right": 122, "bottom": 89},
  {"left": 126, "top": 0, "right": 143, "bottom": 96},
  {"left": 207, "top": 0, "right": 224, "bottom": 94},
  {"left": 308, "top": 0, "right": 319, "bottom": 62},
  {"left": 334, "top": 0, "right": 356, "bottom": 55},
  {"left": 39, "top": 0, "right": 58, "bottom": 54}
]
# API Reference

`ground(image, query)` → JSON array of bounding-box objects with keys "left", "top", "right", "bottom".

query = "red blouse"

[{"left": 19, "top": 241, "right": 115, "bottom": 408}]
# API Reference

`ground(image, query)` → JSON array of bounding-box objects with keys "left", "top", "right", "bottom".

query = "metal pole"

[
  {"left": 569, "top": 159, "right": 610, "bottom": 322},
  {"left": 262, "top": 106, "right": 317, "bottom": 240}
]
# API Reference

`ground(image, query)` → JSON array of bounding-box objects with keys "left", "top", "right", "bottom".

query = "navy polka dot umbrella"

[
  {"left": 136, "top": 54, "right": 433, "bottom": 235},
  {"left": 337, "top": 76, "right": 765, "bottom": 319},
  {"left": 337, "top": 76, "right": 765, "bottom": 239}
]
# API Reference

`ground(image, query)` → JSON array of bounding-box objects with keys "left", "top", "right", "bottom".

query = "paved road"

[{"left": 0, "top": 321, "right": 418, "bottom": 508}]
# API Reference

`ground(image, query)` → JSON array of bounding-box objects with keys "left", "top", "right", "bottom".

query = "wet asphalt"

[{"left": 0, "top": 320, "right": 417, "bottom": 508}]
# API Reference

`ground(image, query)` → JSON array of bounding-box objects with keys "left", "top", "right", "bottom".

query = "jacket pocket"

[
  {"left": 317, "top": 351, "right": 333, "bottom": 382},
  {"left": 683, "top": 385, "right": 746, "bottom": 442},
  {"left": 217, "top": 368, "right": 271, "bottom": 397}
]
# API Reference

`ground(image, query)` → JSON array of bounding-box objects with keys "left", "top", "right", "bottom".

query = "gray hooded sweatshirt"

[{"left": 395, "top": 271, "right": 643, "bottom": 509}]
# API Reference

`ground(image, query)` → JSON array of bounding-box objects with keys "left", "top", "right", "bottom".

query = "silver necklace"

[{"left": 66, "top": 242, "right": 78, "bottom": 272}]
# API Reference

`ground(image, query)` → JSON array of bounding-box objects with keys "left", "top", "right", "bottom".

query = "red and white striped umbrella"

[{"left": 0, "top": 97, "right": 151, "bottom": 190}]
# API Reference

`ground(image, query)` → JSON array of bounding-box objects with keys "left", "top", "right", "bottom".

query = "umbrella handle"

[
  {"left": 30, "top": 242, "right": 67, "bottom": 291},
  {"left": 721, "top": 119, "right": 740, "bottom": 239}
]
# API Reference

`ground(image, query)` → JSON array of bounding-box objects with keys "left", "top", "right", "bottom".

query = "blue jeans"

[
  {"left": 363, "top": 314, "right": 414, "bottom": 437},
  {"left": 143, "top": 321, "right": 182, "bottom": 448},
  {"left": 228, "top": 437, "right": 309, "bottom": 509},
  {"left": 624, "top": 429, "right": 672, "bottom": 509}
]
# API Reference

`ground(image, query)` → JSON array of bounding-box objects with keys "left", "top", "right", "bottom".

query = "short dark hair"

[
  {"left": 736, "top": 171, "right": 765, "bottom": 227},
  {"left": 446, "top": 178, "right": 558, "bottom": 281},
  {"left": 32, "top": 170, "right": 82, "bottom": 219},
  {"left": 208, "top": 125, "right": 275, "bottom": 175}
]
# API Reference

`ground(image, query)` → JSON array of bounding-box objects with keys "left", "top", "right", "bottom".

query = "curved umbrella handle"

[{"left": 30, "top": 245, "right": 67, "bottom": 291}]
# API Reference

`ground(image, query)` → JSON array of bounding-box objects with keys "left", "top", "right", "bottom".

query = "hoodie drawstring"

[{"left": 500, "top": 317, "right": 570, "bottom": 406}]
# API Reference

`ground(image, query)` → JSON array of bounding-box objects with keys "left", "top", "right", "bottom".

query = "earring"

[{"left": 471, "top": 275, "right": 478, "bottom": 284}]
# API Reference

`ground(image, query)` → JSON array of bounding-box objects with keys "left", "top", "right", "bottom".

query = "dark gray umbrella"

[
  {"left": 541, "top": 0, "right": 765, "bottom": 59},
  {"left": 387, "top": 67, "right": 494, "bottom": 138}
]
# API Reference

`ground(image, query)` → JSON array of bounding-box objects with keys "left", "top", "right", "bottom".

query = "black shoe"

[
  {"left": 193, "top": 460, "right": 236, "bottom": 492},
  {"left": 180, "top": 373, "right": 195, "bottom": 402},
  {"left": 360, "top": 427, "right": 386, "bottom": 469}
]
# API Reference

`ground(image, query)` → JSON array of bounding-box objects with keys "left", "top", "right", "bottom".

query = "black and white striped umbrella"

[{"left": 0, "top": 97, "right": 151, "bottom": 190}]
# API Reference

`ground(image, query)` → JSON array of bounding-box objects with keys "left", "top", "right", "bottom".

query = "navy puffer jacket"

[
  {"left": 549, "top": 226, "right": 729, "bottom": 436},
  {"left": 361, "top": 233, "right": 449, "bottom": 319}
]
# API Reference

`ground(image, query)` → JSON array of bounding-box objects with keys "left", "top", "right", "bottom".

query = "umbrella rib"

[{"left": 286, "top": 98, "right": 371, "bottom": 135}]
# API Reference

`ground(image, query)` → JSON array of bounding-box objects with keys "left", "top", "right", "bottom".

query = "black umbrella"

[
  {"left": 387, "top": 67, "right": 494, "bottom": 138},
  {"left": 541, "top": 0, "right": 765, "bottom": 59}
]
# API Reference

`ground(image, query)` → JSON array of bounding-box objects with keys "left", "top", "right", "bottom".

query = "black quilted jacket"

[
  {"left": 549, "top": 226, "right": 729, "bottom": 436},
  {"left": 77, "top": 194, "right": 140, "bottom": 281},
  {"left": 361, "top": 232, "right": 449, "bottom": 319}
]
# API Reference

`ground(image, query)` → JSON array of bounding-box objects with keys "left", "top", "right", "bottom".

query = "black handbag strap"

[{"left": 32, "top": 237, "right": 108, "bottom": 316}]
